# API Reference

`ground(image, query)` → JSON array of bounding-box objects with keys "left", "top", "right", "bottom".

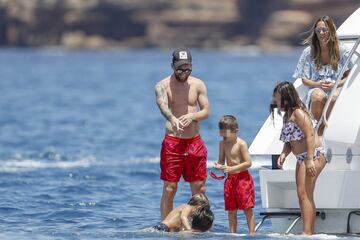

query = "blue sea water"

[{"left": 0, "top": 48, "right": 356, "bottom": 239}]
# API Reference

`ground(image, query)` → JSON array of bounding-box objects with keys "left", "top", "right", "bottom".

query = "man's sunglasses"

[
  {"left": 175, "top": 68, "right": 192, "bottom": 74},
  {"left": 314, "top": 27, "right": 329, "bottom": 34}
]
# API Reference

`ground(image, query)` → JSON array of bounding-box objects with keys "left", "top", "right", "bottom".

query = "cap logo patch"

[{"left": 179, "top": 51, "right": 188, "bottom": 59}]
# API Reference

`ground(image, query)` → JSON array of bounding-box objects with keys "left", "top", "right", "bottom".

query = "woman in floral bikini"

[{"left": 270, "top": 81, "right": 327, "bottom": 235}]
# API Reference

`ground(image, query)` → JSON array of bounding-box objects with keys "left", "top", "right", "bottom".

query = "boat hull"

[{"left": 260, "top": 167, "right": 360, "bottom": 234}]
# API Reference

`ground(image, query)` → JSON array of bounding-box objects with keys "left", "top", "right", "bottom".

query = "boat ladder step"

[{"left": 255, "top": 210, "right": 320, "bottom": 234}]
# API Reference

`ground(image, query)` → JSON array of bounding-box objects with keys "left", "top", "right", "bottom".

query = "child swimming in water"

[{"left": 153, "top": 193, "right": 213, "bottom": 232}]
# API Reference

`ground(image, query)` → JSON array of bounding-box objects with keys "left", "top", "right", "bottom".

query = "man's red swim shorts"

[
  {"left": 160, "top": 135, "right": 207, "bottom": 182},
  {"left": 224, "top": 170, "right": 255, "bottom": 211}
]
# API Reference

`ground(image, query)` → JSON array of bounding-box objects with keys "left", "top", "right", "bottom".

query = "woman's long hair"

[
  {"left": 304, "top": 16, "right": 340, "bottom": 70},
  {"left": 269, "top": 81, "right": 311, "bottom": 123}
]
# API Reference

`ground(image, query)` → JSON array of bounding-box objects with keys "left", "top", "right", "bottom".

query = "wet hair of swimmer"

[
  {"left": 187, "top": 193, "right": 210, "bottom": 208},
  {"left": 191, "top": 206, "right": 214, "bottom": 232}
]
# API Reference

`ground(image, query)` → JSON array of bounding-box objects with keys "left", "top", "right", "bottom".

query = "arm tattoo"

[{"left": 155, "top": 83, "right": 174, "bottom": 121}]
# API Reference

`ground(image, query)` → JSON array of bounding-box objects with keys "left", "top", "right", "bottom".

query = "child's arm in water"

[
  {"left": 180, "top": 205, "right": 194, "bottom": 230},
  {"left": 222, "top": 140, "right": 252, "bottom": 174}
]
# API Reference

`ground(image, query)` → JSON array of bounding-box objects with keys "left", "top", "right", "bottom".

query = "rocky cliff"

[{"left": 0, "top": 0, "right": 359, "bottom": 49}]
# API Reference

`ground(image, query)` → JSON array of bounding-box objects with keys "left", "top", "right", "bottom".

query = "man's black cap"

[{"left": 172, "top": 48, "right": 192, "bottom": 68}]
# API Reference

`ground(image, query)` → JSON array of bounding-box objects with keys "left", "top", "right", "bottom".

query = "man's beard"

[{"left": 174, "top": 74, "right": 188, "bottom": 82}]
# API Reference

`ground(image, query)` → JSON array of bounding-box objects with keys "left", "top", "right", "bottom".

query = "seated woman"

[{"left": 293, "top": 16, "right": 355, "bottom": 135}]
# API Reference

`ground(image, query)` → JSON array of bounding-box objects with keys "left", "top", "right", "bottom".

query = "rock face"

[{"left": 0, "top": 0, "right": 359, "bottom": 48}]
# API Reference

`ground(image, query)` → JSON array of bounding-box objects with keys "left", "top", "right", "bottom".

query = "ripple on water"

[
  {"left": 60, "top": 185, "right": 93, "bottom": 195},
  {"left": 0, "top": 206, "right": 22, "bottom": 214}
]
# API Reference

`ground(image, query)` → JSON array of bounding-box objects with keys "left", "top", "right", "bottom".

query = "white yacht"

[{"left": 250, "top": 8, "right": 360, "bottom": 234}]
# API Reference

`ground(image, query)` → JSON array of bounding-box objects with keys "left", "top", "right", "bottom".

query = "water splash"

[
  {"left": 0, "top": 148, "right": 96, "bottom": 172},
  {"left": 0, "top": 157, "right": 95, "bottom": 172}
]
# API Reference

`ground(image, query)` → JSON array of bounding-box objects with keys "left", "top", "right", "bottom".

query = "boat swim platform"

[
  {"left": 259, "top": 167, "right": 360, "bottom": 209},
  {"left": 255, "top": 209, "right": 322, "bottom": 234},
  {"left": 255, "top": 208, "right": 360, "bottom": 234},
  {"left": 258, "top": 166, "right": 360, "bottom": 234}
]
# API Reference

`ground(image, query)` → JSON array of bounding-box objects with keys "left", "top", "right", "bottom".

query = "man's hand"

[
  {"left": 179, "top": 113, "right": 195, "bottom": 128},
  {"left": 171, "top": 117, "right": 184, "bottom": 134}
]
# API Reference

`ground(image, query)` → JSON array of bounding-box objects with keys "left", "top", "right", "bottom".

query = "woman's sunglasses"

[{"left": 314, "top": 27, "right": 329, "bottom": 34}]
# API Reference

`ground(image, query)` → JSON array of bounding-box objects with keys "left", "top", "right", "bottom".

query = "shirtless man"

[{"left": 155, "top": 48, "right": 210, "bottom": 220}]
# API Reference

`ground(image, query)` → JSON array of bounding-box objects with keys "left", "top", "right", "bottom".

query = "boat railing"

[{"left": 316, "top": 34, "right": 360, "bottom": 131}]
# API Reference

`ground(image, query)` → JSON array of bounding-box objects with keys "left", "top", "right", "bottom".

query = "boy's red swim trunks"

[{"left": 224, "top": 170, "right": 255, "bottom": 211}]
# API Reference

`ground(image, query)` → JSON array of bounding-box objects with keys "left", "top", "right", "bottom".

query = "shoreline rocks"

[{"left": 0, "top": 0, "right": 358, "bottom": 49}]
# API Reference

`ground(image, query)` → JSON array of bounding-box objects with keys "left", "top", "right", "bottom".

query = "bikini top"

[{"left": 279, "top": 121, "right": 305, "bottom": 142}]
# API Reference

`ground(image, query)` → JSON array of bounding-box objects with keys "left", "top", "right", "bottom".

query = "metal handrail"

[
  {"left": 338, "top": 35, "right": 360, "bottom": 41},
  {"left": 316, "top": 34, "right": 360, "bottom": 131}
]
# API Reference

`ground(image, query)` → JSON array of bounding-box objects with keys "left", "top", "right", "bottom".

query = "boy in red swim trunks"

[{"left": 214, "top": 115, "right": 255, "bottom": 234}]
